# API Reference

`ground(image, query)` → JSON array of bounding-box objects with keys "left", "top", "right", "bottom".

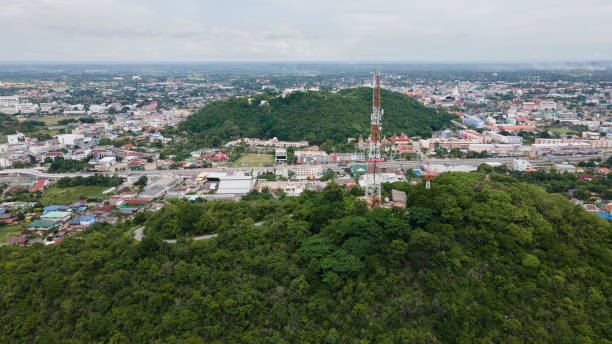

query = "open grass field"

[
  {"left": 231, "top": 153, "right": 274, "bottom": 167},
  {"left": 0, "top": 224, "right": 23, "bottom": 244},
  {"left": 548, "top": 127, "right": 578, "bottom": 134},
  {"left": 35, "top": 115, "right": 81, "bottom": 126},
  {"left": 39, "top": 185, "right": 109, "bottom": 206}
]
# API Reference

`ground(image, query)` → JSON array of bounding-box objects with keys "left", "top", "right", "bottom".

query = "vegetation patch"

[
  {"left": 178, "top": 88, "right": 457, "bottom": 149},
  {"left": 231, "top": 153, "right": 274, "bottom": 167},
  {"left": 1, "top": 172, "right": 607, "bottom": 342},
  {"left": 0, "top": 224, "right": 22, "bottom": 243},
  {"left": 39, "top": 185, "right": 109, "bottom": 205}
]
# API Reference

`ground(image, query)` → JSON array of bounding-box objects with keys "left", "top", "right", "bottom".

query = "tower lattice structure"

[{"left": 365, "top": 72, "right": 383, "bottom": 207}]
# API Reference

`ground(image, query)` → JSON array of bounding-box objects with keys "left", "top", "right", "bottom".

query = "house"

[
  {"left": 30, "top": 179, "right": 49, "bottom": 193},
  {"left": 211, "top": 152, "right": 228, "bottom": 161},
  {"left": 295, "top": 150, "right": 329, "bottom": 164},
  {"left": 43, "top": 205, "right": 68, "bottom": 213},
  {"left": 41, "top": 211, "right": 72, "bottom": 223},
  {"left": 5, "top": 235, "right": 27, "bottom": 246},
  {"left": 351, "top": 164, "right": 368, "bottom": 176},
  {"left": 42, "top": 152, "right": 65, "bottom": 161},
  {"left": 119, "top": 208, "right": 138, "bottom": 215},
  {"left": 554, "top": 164, "right": 577, "bottom": 173},
  {"left": 98, "top": 157, "right": 117, "bottom": 166},
  {"left": 94, "top": 204, "right": 113, "bottom": 214},
  {"left": 0, "top": 213, "right": 17, "bottom": 224},
  {"left": 71, "top": 215, "right": 96, "bottom": 227},
  {"left": 122, "top": 200, "right": 149, "bottom": 209},
  {"left": 578, "top": 174, "right": 595, "bottom": 181},
  {"left": 27, "top": 220, "right": 59, "bottom": 232},
  {"left": 391, "top": 190, "right": 407, "bottom": 208},
  {"left": 7, "top": 133, "right": 26, "bottom": 145},
  {"left": 127, "top": 159, "right": 145, "bottom": 170},
  {"left": 90, "top": 149, "right": 113, "bottom": 159},
  {"left": 583, "top": 204, "right": 599, "bottom": 213},
  {"left": 72, "top": 150, "right": 90, "bottom": 161}
]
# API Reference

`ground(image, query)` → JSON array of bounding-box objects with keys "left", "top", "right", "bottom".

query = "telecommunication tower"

[
  {"left": 365, "top": 72, "right": 383, "bottom": 207},
  {"left": 423, "top": 160, "right": 438, "bottom": 189}
]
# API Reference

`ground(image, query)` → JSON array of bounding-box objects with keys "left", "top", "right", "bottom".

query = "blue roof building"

[
  {"left": 464, "top": 115, "right": 485, "bottom": 129},
  {"left": 44, "top": 205, "right": 68, "bottom": 213},
  {"left": 595, "top": 212, "right": 612, "bottom": 220},
  {"left": 72, "top": 215, "right": 96, "bottom": 226}
]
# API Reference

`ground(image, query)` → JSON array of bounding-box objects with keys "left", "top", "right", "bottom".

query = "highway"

[{"left": 0, "top": 154, "right": 609, "bottom": 179}]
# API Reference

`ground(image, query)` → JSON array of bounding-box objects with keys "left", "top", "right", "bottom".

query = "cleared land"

[
  {"left": 34, "top": 116, "right": 81, "bottom": 126},
  {"left": 231, "top": 153, "right": 274, "bottom": 167},
  {"left": 0, "top": 224, "right": 22, "bottom": 243},
  {"left": 39, "top": 185, "right": 109, "bottom": 205}
]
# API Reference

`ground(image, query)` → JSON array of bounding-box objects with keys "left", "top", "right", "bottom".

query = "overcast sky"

[{"left": 2, "top": 0, "right": 612, "bottom": 62}]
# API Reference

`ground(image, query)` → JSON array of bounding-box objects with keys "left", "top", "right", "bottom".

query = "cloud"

[{"left": 0, "top": 0, "right": 611, "bottom": 61}]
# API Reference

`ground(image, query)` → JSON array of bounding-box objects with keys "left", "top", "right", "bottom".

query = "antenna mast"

[{"left": 365, "top": 71, "right": 383, "bottom": 207}]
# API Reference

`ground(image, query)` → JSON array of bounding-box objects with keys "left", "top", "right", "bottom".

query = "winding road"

[{"left": 132, "top": 226, "right": 217, "bottom": 243}]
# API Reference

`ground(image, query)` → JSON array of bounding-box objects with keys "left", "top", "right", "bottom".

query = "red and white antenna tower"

[
  {"left": 423, "top": 160, "right": 438, "bottom": 189},
  {"left": 365, "top": 71, "right": 383, "bottom": 207}
]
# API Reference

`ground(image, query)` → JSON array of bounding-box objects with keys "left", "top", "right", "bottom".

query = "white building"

[
  {"left": 98, "top": 157, "right": 117, "bottom": 166},
  {"left": 57, "top": 134, "right": 85, "bottom": 147},
  {"left": 279, "top": 165, "right": 324, "bottom": 179},
  {"left": 513, "top": 159, "right": 531, "bottom": 171},
  {"left": 539, "top": 101, "right": 557, "bottom": 111},
  {"left": 0, "top": 96, "right": 19, "bottom": 114},
  {"left": 7, "top": 133, "right": 26, "bottom": 145},
  {"left": 275, "top": 149, "right": 287, "bottom": 164},
  {"left": 18, "top": 103, "right": 38, "bottom": 114},
  {"left": 488, "top": 132, "right": 523, "bottom": 144},
  {"left": 217, "top": 176, "right": 255, "bottom": 195},
  {"left": 582, "top": 132, "right": 600, "bottom": 140},
  {"left": 89, "top": 104, "right": 107, "bottom": 114},
  {"left": 71, "top": 150, "right": 90, "bottom": 161}
]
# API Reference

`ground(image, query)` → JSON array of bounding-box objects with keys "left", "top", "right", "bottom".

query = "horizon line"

[{"left": 0, "top": 59, "right": 611, "bottom": 65}]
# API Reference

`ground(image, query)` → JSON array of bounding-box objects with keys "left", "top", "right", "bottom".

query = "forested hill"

[
  {"left": 179, "top": 88, "right": 456, "bottom": 146},
  {"left": 1, "top": 172, "right": 611, "bottom": 343}
]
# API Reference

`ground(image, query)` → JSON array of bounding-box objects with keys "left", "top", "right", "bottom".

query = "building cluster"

[
  {"left": 386, "top": 77, "right": 612, "bottom": 158},
  {"left": 225, "top": 137, "right": 309, "bottom": 148}
]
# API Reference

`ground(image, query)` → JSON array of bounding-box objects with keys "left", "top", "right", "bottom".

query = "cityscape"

[{"left": 0, "top": 0, "right": 611, "bottom": 343}]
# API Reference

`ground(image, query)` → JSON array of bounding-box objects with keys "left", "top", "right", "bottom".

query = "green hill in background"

[
  {"left": 1, "top": 172, "right": 610, "bottom": 343},
  {"left": 179, "top": 88, "right": 456, "bottom": 147}
]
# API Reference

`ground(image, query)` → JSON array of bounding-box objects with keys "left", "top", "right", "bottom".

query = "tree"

[
  {"left": 320, "top": 169, "right": 336, "bottom": 181},
  {"left": 134, "top": 176, "right": 148, "bottom": 187}
]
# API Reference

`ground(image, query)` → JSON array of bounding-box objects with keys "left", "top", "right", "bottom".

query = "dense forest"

[
  {"left": 0, "top": 172, "right": 610, "bottom": 343},
  {"left": 178, "top": 88, "right": 456, "bottom": 147}
]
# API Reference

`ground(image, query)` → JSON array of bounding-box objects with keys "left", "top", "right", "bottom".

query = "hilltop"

[
  {"left": 178, "top": 88, "right": 456, "bottom": 147},
  {"left": 0, "top": 171, "right": 610, "bottom": 343}
]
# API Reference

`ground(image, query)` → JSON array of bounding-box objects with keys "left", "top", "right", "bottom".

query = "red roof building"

[{"left": 30, "top": 179, "right": 49, "bottom": 193}]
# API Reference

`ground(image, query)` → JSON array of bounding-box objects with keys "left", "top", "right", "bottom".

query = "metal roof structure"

[{"left": 217, "top": 176, "right": 255, "bottom": 195}]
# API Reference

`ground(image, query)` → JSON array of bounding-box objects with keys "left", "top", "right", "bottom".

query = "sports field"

[{"left": 231, "top": 153, "right": 274, "bottom": 167}]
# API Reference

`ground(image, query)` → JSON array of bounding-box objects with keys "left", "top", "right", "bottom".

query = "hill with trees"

[
  {"left": 178, "top": 88, "right": 456, "bottom": 148},
  {"left": 0, "top": 172, "right": 610, "bottom": 343}
]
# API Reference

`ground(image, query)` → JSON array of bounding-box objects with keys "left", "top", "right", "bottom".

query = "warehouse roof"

[{"left": 217, "top": 176, "right": 255, "bottom": 195}]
